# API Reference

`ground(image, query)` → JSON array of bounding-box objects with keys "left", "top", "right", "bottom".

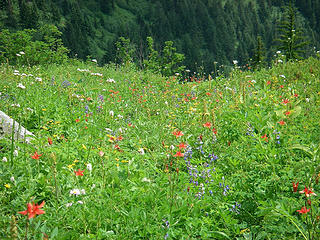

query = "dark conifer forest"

[{"left": 1, "top": 0, "right": 320, "bottom": 71}]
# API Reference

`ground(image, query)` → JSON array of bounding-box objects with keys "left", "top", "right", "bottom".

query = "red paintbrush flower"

[
  {"left": 177, "top": 143, "right": 187, "bottom": 149},
  {"left": 18, "top": 201, "right": 45, "bottom": 219},
  {"left": 278, "top": 120, "right": 286, "bottom": 126},
  {"left": 48, "top": 137, "right": 53, "bottom": 145}
]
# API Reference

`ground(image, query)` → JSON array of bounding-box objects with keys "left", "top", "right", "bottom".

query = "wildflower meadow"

[{"left": 0, "top": 56, "right": 320, "bottom": 239}]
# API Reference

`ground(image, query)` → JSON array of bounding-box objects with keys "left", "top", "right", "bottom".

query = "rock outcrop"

[{"left": 0, "top": 111, "right": 35, "bottom": 143}]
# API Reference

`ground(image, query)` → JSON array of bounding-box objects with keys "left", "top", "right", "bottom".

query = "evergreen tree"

[
  {"left": 251, "top": 35, "right": 266, "bottom": 69},
  {"left": 276, "top": 0, "right": 308, "bottom": 60}
]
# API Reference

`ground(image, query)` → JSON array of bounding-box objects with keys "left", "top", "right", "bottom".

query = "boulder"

[{"left": 0, "top": 110, "right": 35, "bottom": 144}]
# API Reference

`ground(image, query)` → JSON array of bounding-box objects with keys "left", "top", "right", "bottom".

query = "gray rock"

[{"left": 0, "top": 110, "right": 35, "bottom": 143}]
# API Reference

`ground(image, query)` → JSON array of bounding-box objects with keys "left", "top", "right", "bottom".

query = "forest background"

[{"left": 1, "top": 0, "right": 320, "bottom": 72}]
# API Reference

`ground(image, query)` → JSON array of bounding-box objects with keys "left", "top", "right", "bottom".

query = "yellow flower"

[
  {"left": 42, "top": 109, "right": 47, "bottom": 111},
  {"left": 82, "top": 144, "right": 87, "bottom": 150},
  {"left": 73, "top": 159, "right": 79, "bottom": 163},
  {"left": 67, "top": 164, "right": 74, "bottom": 169},
  {"left": 4, "top": 184, "right": 11, "bottom": 189}
]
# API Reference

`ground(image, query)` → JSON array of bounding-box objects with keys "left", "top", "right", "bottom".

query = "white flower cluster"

[
  {"left": 91, "top": 72, "right": 103, "bottom": 76},
  {"left": 106, "top": 78, "right": 115, "bottom": 83}
]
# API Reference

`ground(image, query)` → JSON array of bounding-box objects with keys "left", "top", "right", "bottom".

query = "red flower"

[
  {"left": 174, "top": 151, "right": 184, "bottom": 157},
  {"left": 212, "top": 128, "right": 217, "bottom": 134},
  {"left": 299, "top": 187, "right": 317, "bottom": 197},
  {"left": 74, "top": 169, "right": 84, "bottom": 176},
  {"left": 292, "top": 182, "right": 299, "bottom": 192},
  {"left": 297, "top": 206, "right": 310, "bottom": 214},
  {"left": 18, "top": 201, "right": 45, "bottom": 219},
  {"left": 282, "top": 99, "right": 289, "bottom": 104},
  {"left": 261, "top": 134, "right": 268, "bottom": 142},
  {"left": 285, "top": 111, "right": 291, "bottom": 116},
  {"left": 31, "top": 152, "right": 42, "bottom": 160},
  {"left": 203, "top": 122, "right": 212, "bottom": 128},
  {"left": 177, "top": 143, "right": 187, "bottom": 149},
  {"left": 48, "top": 137, "right": 53, "bottom": 145},
  {"left": 280, "top": 85, "right": 284, "bottom": 88},
  {"left": 173, "top": 130, "right": 184, "bottom": 137},
  {"left": 294, "top": 93, "right": 299, "bottom": 98},
  {"left": 75, "top": 119, "right": 80, "bottom": 123},
  {"left": 267, "top": 81, "right": 271, "bottom": 85},
  {"left": 206, "top": 92, "right": 211, "bottom": 96},
  {"left": 278, "top": 120, "right": 286, "bottom": 126}
]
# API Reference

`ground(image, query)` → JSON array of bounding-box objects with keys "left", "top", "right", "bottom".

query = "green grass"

[{"left": 0, "top": 57, "right": 320, "bottom": 239}]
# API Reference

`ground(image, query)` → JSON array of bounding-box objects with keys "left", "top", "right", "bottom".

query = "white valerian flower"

[
  {"left": 11, "top": 104, "right": 21, "bottom": 108},
  {"left": 86, "top": 163, "right": 92, "bottom": 171},
  {"left": 19, "top": 51, "right": 25, "bottom": 55},
  {"left": 117, "top": 114, "right": 123, "bottom": 119},
  {"left": 91, "top": 184, "right": 96, "bottom": 189},
  {"left": 26, "top": 107, "right": 34, "bottom": 112},
  {"left": 233, "top": 60, "right": 238, "bottom": 65},
  {"left": 35, "top": 77, "right": 42, "bottom": 82},
  {"left": 2, "top": 157, "right": 8, "bottom": 162},
  {"left": 279, "top": 75, "right": 286, "bottom": 78},
  {"left": 142, "top": 177, "right": 151, "bottom": 183},
  {"left": 10, "top": 176, "right": 15, "bottom": 182},
  {"left": 106, "top": 78, "right": 115, "bottom": 83},
  {"left": 17, "top": 83, "right": 26, "bottom": 89},
  {"left": 70, "top": 189, "right": 81, "bottom": 196},
  {"left": 77, "top": 201, "right": 84, "bottom": 204},
  {"left": 13, "top": 150, "right": 18, "bottom": 156},
  {"left": 277, "top": 59, "right": 283, "bottom": 63},
  {"left": 21, "top": 73, "right": 27, "bottom": 77},
  {"left": 306, "top": 98, "right": 310, "bottom": 102},
  {"left": 66, "top": 203, "right": 73, "bottom": 207},
  {"left": 16, "top": 53, "right": 21, "bottom": 57},
  {"left": 109, "top": 110, "right": 114, "bottom": 117},
  {"left": 80, "top": 189, "right": 86, "bottom": 195},
  {"left": 170, "top": 145, "right": 175, "bottom": 150},
  {"left": 91, "top": 72, "right": 103, "bottom": 76},
  {"left": 138, "top": 148, "right": 145, "bottom": 155},
  {"left": 92, "top": 59, "right": 97, "bottom": 63}
]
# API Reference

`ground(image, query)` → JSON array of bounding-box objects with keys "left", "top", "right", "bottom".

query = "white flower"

[
  {"left": 66, "top": 202, "right": 73, "bottom": 207},
  {"left": 306, "top": 98, "right": 310, "bottom": 102},
  {"left": 92, "top": 59, "right": 97, "bottom": 63},
  {"left": 138, "top": 148, "right": 145, "bottom": 155},
  {"left": 91, "top": 72, "right": 103, "bottom": 76},
  {"left": 276, "top": 51, "right": 281, "bottom": 54},
  {"left": 17, "top": 83, "right": 26, "bottom": 89},
  {"left": 2, "top": 157, "right": 8, "bottom": 162},
  {"left": 16, "top": 53, "right": 21, "bottom": 57},
  {"left": 106, "top": 78, "right": 115, "bottom": 83},
  {"left": 170, "top": 145, "right": 175, "bottom": 150},
  {"left": 91, "top": 184, "right": 96, "bottom": 189},
  {"left": 80, "top": 189, "right": 86, "bottom": 195},
  {"left": 26, "top": 107, "right": 33, "bottom": 112},
  {"left": 77, "top": 201, "right": 84, "bottom": 204},
  {"left": 86, "top": 163, "right": 92, "bottom": 171},
  {"left": 279, "top": 75, "right": 286, "bottom": 78},
  {"left": 277, "top": 59, "right": 283, "bottom": 63},
  {"left": 70, "top": 189, "right": 81, "bottom": 196},
  {"left": 21, "top": 73, "right": 27, "bottom": 77},
  {"left": 117, "top": 114, "right": 123, "bottom": 119},
  {"left": 19, "top": 51, "right": 25, "bottom": 55},
  {"left": 10, "top": 176, "right": 15, "bottom": 182},
  {"left": 118, "top": 128, "right": 123, "bottom": 133},
  {"left": 35, "top": 77, "right": 42, "bottom": 82},
  {"left": 233, "top": 60, "right": 238, "bottom": 65},
  {"left": 105, "top": 128, "right": 113, "bottom": 132},
  {"left": 13, "top": 150, "right": 18, "bottom": 156},
  {"left": 142, "top": 177, "right": 151, "bottom": 183},
  {"left": 109, "top": 110, "right": 114, "bottom": 117},
  {"left": 11, "top": 104, "right": 21, "bottom": 108}
]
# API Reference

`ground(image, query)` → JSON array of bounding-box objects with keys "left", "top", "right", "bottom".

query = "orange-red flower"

[
  {"left": 203, "top": 122, "right": 212, "bottom": 128},
  {"left": 177, "top": 143, "right": 187, "bottom": 149},
  {"left": 173, "top": 130, "right": 184, "bottom": 137},
  {"left": 174, "top": 151, "right": 184, "bottom": 157},
  {"left": 31, "top": 152, "right": 42, "bottom": 159},
  {"left": 74, "top": 169, "right": 84, "bottom": 176},
  {"left": 297, "top": 206, "right": 310, "bottom": 214},
  {"left": 299, "top": 187, "right": 317, "bottom": 197},
  {"left": 282, "top": 99, "right": 289, "bottom": 104},
  {"left": 278, "top": 120, "right": 285, "bottom": 125},
  {"left": 292, "top": 182, "right": 299, "bottom": 192},
  {"left": 18, "top": 201, "right": 45, "bottom": 219},
  {"left": 48, "top": 137, "right": 53, "bottom": 145},
  {"left": 285, "top": 111, "right": 291, "bottom": 116}
]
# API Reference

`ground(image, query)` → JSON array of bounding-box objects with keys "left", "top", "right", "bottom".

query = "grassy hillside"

[{"left": 0, "top": 57, "right": 320, "bottom": 239}]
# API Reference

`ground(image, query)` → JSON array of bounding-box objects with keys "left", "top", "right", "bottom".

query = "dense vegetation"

[
  {"left": 1, "top": 48, "right": 320, "bottom": 238},
  {"left": 1, "top": 0, "right": 320, "bottom": 71}
]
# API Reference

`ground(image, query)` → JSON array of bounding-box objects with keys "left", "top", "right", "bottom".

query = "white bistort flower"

[{"left": 17, "top": 83, "right": 26, "bottom": 89}]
